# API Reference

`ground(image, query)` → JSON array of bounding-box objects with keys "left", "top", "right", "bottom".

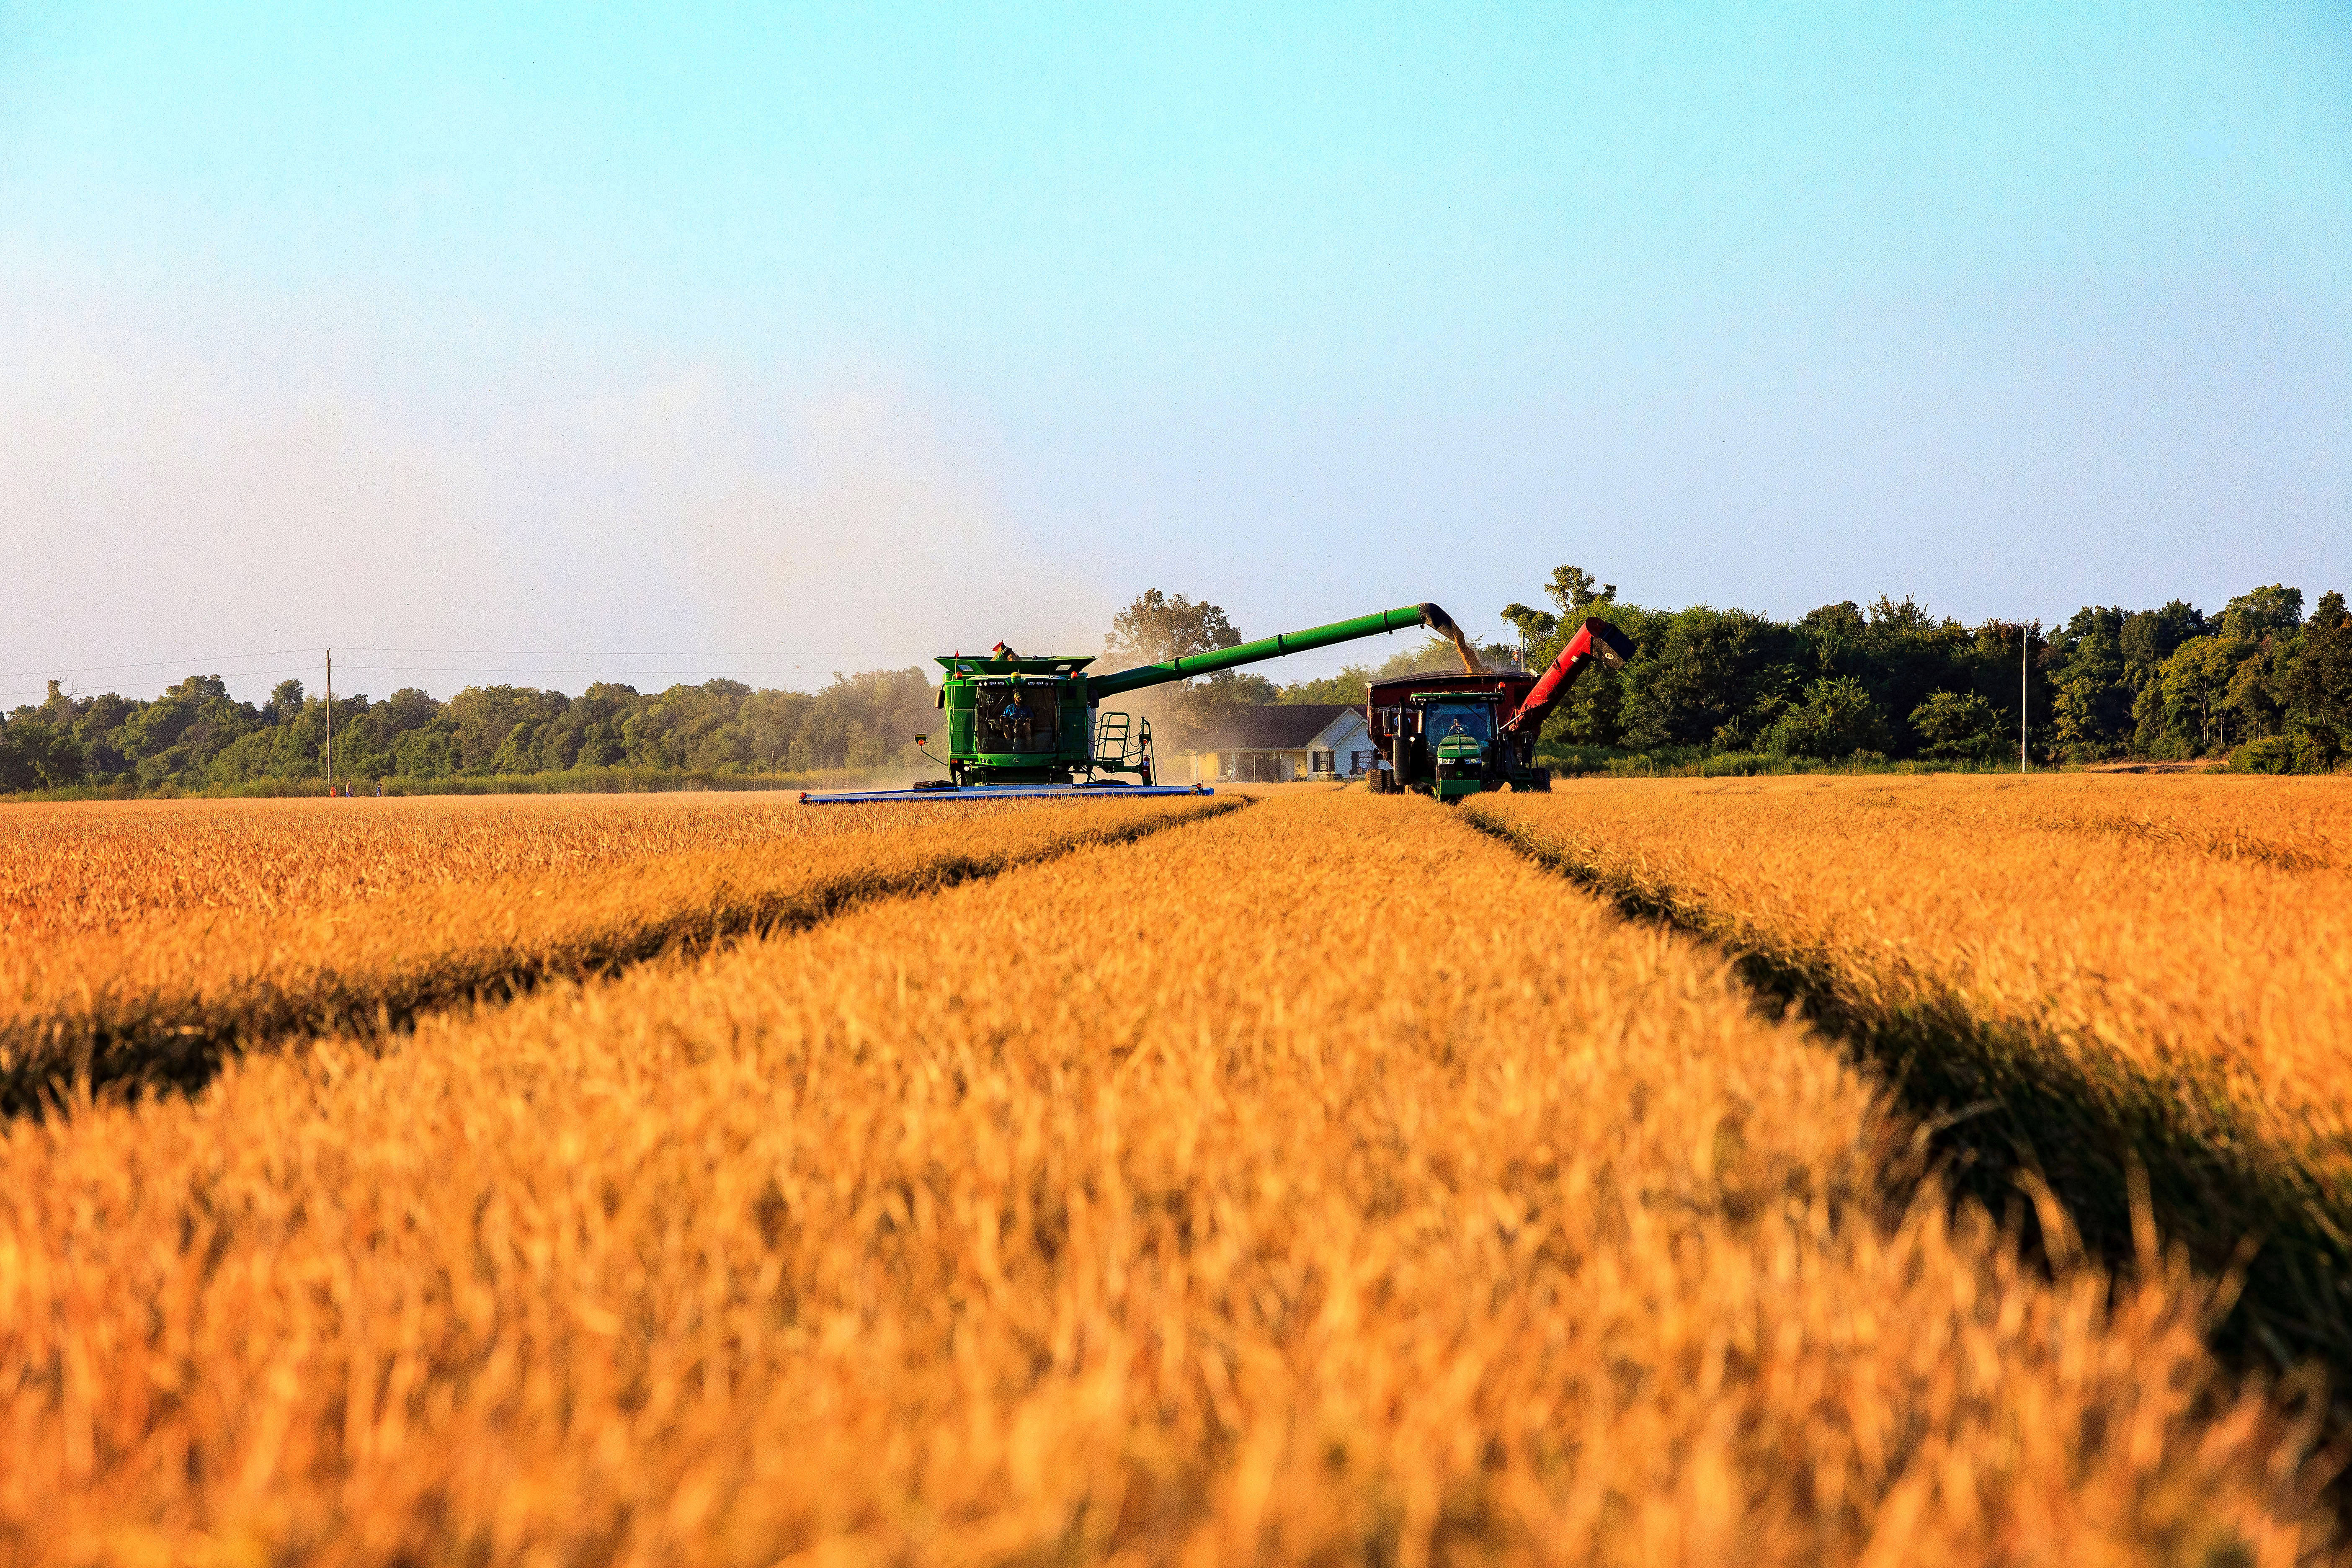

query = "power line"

[{"left": 0, "top": 647, "right": 321, "bottom": 679}]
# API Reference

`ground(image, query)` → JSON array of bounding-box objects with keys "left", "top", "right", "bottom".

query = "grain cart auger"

[
  {"left": 799, "top": 603, "right": 1476, "bottom": 803},
  {"left": 1364, "top": 616, "right": 1633, "bottom": 802}
]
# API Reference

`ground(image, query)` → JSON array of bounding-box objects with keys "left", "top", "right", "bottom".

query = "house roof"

[{"left": 1191, "top": 704, "right": 1362, "bottom": 751}]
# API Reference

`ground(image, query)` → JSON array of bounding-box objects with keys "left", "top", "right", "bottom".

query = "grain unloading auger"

[
  {"left": 1364, "top": 616, "right": 1634, "bottom": 801},
  {"left": 800, "top": 602, "right": 1485, "bottom": 803}
]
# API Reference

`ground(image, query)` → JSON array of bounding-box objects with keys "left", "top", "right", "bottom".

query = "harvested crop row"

[
  {"left": 0, "top": 792, "right": 2327, "bottom": 1566},
  {"left": 0, "top": 796, "right": 1229, "bottom": 1110},
  {"left": 0, "top": 792, "right": 920, "bottom": 940},
  {"left": 1466, "top": 775, "right": 2352, "bottom": 1373}
]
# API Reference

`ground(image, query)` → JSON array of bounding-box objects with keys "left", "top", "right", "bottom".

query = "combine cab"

[{"left": 1365, "top": 617, "right": 1632, "bottom": 800}]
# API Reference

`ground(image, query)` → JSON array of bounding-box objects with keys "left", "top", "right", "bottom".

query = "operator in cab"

[{"left": 1000, "top": 684, "right": 1034, "bottom": 748}]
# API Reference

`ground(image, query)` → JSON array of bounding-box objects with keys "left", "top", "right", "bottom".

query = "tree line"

[
  {"left": 1155, "top": 567, "right": 2347, "bottom": 772},
  {"left": 1476, "top": 567, "right": 2348, "bottom": 771},
  {"left": 6, "top": 571, "right": 2346, "bottom": 793},
  {"left": 0, "top": 669, "right": 938, "bottom": 793}
]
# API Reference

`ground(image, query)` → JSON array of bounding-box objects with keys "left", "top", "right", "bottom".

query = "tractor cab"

[
  {"left": 1411, "top": 696, "right": 1505, "bottom": 799},
  {"left": 1416, "top": 696, "right": 1497, "bottom": 798},
  {"left": 1416, "top": 697, "right": 1496, "bottom": 744}
]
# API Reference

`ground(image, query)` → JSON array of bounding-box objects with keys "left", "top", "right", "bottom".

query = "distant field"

[
  {"left": 0, "top": 784, "right": 2337, "bottom": 1563},
  {"left": 2, "top": 792, "right": 903, "bottom": 936}
]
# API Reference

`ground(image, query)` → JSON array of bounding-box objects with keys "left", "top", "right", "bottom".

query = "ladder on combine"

[{"left": 1093, "top": 711, "right": 1154, "bottom": 781}]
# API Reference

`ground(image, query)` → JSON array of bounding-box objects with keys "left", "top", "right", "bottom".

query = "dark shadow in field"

[
  {"left": 3, "top": 802, "right": 1241, "bottom": 1119},
  {"left": 1463, "top": 809, "right": 2352, "bottom": 1428}
]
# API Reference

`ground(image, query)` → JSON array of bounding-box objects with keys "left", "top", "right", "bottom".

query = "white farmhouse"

[{"left": 1182, "top": 704, "right": 1375, "bottom": 784}]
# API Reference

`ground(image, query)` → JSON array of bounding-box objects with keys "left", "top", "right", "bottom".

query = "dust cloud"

[{"left": 0, "top": 281, "right": 1114, "bottom": 704}]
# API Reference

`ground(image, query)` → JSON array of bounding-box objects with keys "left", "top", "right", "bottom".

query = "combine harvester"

[
  {"left": 803, "top": 603, "right": 1485, "bottom": 804},
  {"left": 1364, "top": 616, "right": 1633, "bottom": 801}
]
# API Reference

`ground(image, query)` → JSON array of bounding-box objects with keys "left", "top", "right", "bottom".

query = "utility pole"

[
  {"left": 2019, "top": 623, "right": 2029, "bottom": 774},
  {"left": 325, "top": 648, "right": 333, "bottom": 794}
]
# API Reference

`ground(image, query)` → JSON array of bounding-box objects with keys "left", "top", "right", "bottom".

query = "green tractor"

[{"left": 1363, "top": 617, "right": 1632, "bottom": 800}]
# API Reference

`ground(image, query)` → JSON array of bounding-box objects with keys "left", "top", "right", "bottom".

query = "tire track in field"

[
  {"left": 1459, "top": 801, "right": 2352, "bottom": 1413},
  {"left": 4, "top": 799, "right": 1241, "bottom": 1117}
]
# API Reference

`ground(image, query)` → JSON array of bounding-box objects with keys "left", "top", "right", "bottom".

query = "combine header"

[
  {"left": 802, "top": 602, "right": 1482, "bottom": 804},
  {"left": 1364, "top": 617, "right": 1633, "bottom": 800}
]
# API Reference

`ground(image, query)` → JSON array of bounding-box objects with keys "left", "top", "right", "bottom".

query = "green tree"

[
  {"left": 116, "top": 675, "right": 258, "bottom": 785},
  {"left": 1908, "top": 691, "right": 2007, "bottom": 763},
  {"left": 2049, "top": 607, "right": 2133, "bottom": 759},
  {"left": 2219, "top": 644, "right": 2284, "bottom": 740},
  {"left": 0, "top": 718, "right": 85, "bottom": 788},
  {"left": 379, "top": 687, "right": 441, "bottom": 734},
  {"left": 1764, "top": 676, "right": 1891, "bottom": 759},
  {"left": 2121, "top": 601, "right": 2205, "bottom": 675},
  {"left": 1797, "top": 601, "right": 1868, "bottom": 679},
  {"left": 726, "top": 688, "right": 798, "bottom": 772},
  {"left": 393, "top": 728, "right": 456, "bottom": 778},
  {"left": 72, "top": 692, "right": 136, "bottom": 780},
  {"left": 447, "top": 685, "right": 571, "bottom": 773},
  {"left": 1103, "top": 590, "right": 1241, "bottom": 668},
  {"left": 2154, "top": 636, "right": 2246, "bottom": 754},
  {"left": 1279, "top": 665, "right": 1373, "bottom": 705},
  {"left": 1849, "top": 598, "right": 2000, "bottom": 753},
  {"left": 205, "top": 727, "right": 290, "bottom": 784},
  {"left": 620, "top": 681, "right": 743, "bottom": 770},
  {"left": 2280, "top": 590, "right": 2351, "bottom": 754},
  {"left": 536, "top": 682, "right": 638, "bottom": 769},
  {"left": 1099, "top": 591, "right": 1251, "bottom": 749},
  {"left": 1501, "top": 565, "right": 1616, "bottom": 648},
  {"left": 1621, "top": 606, "right": 1800, "bottom": 750},
  {"left": 2220, "top": 584, "right": 2303, "bottom": 640}
]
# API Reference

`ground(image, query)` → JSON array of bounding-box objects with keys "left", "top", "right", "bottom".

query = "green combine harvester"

[{"left": 801, "top": 602, "right": 1481, "bottom": 803}]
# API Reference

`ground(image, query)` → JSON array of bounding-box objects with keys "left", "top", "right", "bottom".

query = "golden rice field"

[
  {"left": 0, "top": 794, "right": 944, "bottom": 940},
  {"left": 0, "top": 793, "right": 1230, "bottom": 1111},
  {"left": 1467, "top": 776, "right": 2352, "bottom": 1375},
  {"left": 0, "top": 785, "right": 2339, "bottom": 1565}
]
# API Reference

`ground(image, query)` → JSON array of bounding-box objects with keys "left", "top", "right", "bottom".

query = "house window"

[
  {"left": 1234, "top": 752, "right": 1284, "bottom": 782},
  {"left": 1310, "top": 750, "right": 1335, "bottom": 775},
  {"left": 1350, "top": 750, "right": 1373, "bottom": 775}
]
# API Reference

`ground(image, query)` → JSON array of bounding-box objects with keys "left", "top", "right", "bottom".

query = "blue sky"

[{"left": 4, "top": 3, "right": 2347, "bottom": 701}]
